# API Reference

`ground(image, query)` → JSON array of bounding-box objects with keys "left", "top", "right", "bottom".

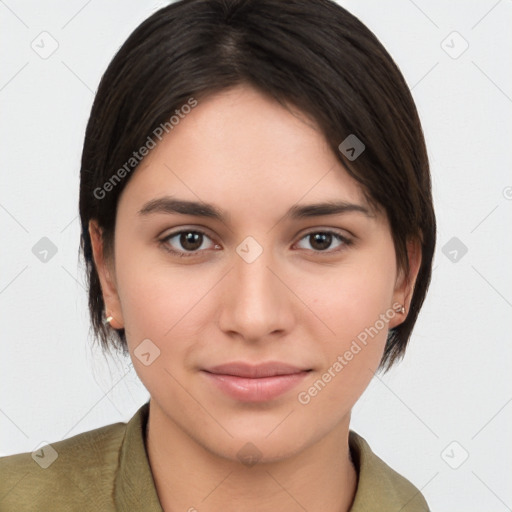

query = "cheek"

[
  {"left": 118, "top": 267, "right": 195, "bottom": 337},
  {"left": 295, "top": 271, "right": 391, "bottom": 415},
  {"left": 114, "top": 257, "right": 210, "bottom": 397},
  {"left": 114, "top": 244, "right": 218, "bottom": 359},
  {"left": 294, "top": 247, "right": 397, "bottom": 400},
  {"left": 298, "top": 252, "right": 397, "bottom": 342}
]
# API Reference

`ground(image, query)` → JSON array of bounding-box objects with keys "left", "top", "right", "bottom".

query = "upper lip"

[{"left": 203, "top": 362, "right": 311, "bottom": 378}]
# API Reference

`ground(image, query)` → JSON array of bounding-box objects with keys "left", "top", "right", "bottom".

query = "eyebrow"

[{"left": 137, "top": 196, "right": 373, "bottom": 222}]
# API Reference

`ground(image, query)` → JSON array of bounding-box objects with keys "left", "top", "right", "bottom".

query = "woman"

[{"left": 0, "top": 0, "right": 435, "bottom": 510}]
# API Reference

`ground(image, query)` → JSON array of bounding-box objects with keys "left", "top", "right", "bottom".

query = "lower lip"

[{"left": 202, "top": 371, "right": 310, "bottom": 402}]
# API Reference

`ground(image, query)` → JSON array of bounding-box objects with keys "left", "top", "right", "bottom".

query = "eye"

[
  {"left": 160, "top": 229, "right": 219, "bottom": 258},
  {"left": 159, "top": 228, "right": 353, "bottom": 259},
  {"left": 295, "top": 230, "right": 352, "bottom": 253}
]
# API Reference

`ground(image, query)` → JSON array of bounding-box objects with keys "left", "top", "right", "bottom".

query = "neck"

[{"left": 145, "top": 400, "right": 357, "bottom": 512}]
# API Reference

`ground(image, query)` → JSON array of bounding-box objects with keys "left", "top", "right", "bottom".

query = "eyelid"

[
  {"left": 298, "top": 226, "right": 353, "bottom": 240},
  {"left": 159, "top": 225, "right": 216, "bottom": 241}
]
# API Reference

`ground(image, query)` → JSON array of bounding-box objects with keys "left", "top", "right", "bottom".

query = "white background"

[{"left": 1, "top": 1, "right": 511, "bottom": 510}]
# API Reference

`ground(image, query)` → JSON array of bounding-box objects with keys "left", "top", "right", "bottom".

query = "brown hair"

[{"left": 79, "top": 0, "right": 436, "bottom": 371}]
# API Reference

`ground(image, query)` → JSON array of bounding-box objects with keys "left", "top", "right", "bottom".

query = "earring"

[
  {"left": 103, "top": 312, "right": 114, "bottom": 325},
  {"left": 395, "top": 304, "right": 405, "bottom": 314}
]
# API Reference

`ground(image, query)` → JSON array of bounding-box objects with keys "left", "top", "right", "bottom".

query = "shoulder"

[
  {"left": 349, "top": 431, "right": 430, "bottom": 512},
  {"left": 0, "top": 420, "right": 127, "bottom": 512}
]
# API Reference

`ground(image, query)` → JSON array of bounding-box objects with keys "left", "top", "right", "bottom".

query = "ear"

[
  {"left": 88, "top": 219, "right": 124, "bottom": 329},
  {"left": 388, "top": 238, "right": 422, "bottom": 329}
]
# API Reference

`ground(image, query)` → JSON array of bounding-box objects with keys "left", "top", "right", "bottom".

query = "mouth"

[{"left": 201, "top": 362, "right": 312, "bottom": 402}]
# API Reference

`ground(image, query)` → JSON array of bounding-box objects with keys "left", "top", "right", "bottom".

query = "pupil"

[
  {"left": 181, "top": 232, "right": 201, "bottom": 250},
  {"left": 311, "top": 233, "right": 331, "bottom": 251}
]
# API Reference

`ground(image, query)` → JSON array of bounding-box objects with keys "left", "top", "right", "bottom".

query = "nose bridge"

[
  {"left": 235, "top": 246, "right": 275, "bottom": 301},
  {"left": 218, "top": 238, "right": 291, "bottom": 340}
]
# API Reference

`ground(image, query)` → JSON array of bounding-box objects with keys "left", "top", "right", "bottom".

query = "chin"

[
  {"left": 204, "top": 432, "right": 312, "bottom": 466},
  {"left": 196, "top": 414, "right": 325, "bottom": 466}
]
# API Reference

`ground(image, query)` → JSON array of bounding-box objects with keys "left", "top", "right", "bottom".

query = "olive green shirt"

[{"left": 0, "top": 402, "right": 430, "bottom": 511}]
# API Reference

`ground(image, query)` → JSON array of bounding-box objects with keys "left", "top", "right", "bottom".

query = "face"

[{"left": 90, "top": 84, "right": 420, "bottom": 462}]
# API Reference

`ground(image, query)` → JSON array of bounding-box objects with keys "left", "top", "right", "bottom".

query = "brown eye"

[
  {"left": 309, "top": 232, "right": 332, "bottom": 251},
  {"left": 161, "top": 229, "right": 217, "bottom": 257},
  {"left": 179, "top": 231, "right": 203, "bottom": 251},
  {"left": 296, "top": 230, "right": 352, "bottom": 253}
]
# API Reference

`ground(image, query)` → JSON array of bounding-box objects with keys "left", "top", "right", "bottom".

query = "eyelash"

[{"left": 158, "top": 228, "right": 353, "bottom": 259}]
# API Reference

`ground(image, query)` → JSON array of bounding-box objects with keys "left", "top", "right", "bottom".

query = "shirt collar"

[
  {"left": 348, "top": 431, "right": 429, "bottom": 511},
  {"left": 115, "top": 402, "right": 427, "bottom": 511},
  {"left": 114, "top": 401, "right": 163, "bottom": 511}
]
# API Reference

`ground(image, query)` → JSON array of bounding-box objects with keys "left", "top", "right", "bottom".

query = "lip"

[{"left": 201, "top": 362, "right": 312, "bottom": 402}]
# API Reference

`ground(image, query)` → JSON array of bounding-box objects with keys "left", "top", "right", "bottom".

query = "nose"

[{"left": 217, "top": 244, "right": 295, "bottom": 343}]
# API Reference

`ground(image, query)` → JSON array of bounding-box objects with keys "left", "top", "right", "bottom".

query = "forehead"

[{"left": 119, "top": 85, "right": 374, "bottom": 220}]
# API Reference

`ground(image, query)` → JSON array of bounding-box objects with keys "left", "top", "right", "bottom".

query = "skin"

[{"left": 89, "top": 84, "right": 421, "bottom": 512}]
